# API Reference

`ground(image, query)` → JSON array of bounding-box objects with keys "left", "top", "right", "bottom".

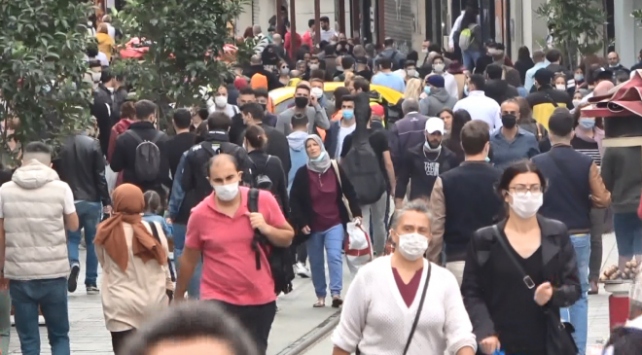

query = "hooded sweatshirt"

[
  {"left": 287, "top": 130, "right": 308, "bottom": 193},
  {"left": 0, "top": 161, "right": 73, "bottom": 280},
  {"left": 419, "top": 87, "right": 457, "bottom": 117}
]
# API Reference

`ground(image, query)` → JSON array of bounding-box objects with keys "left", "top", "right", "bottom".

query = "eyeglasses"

[{"left": 509, "top": 184, "right": 543, "bottom": 195}]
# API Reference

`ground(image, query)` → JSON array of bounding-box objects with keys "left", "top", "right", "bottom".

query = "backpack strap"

[
  {"left": 147, "top": 222, "right": 176, "bottom": 282},
  {"left": 200, "top": 141, "right": 221, "bottom": 156},
  {"left": 248, "top": 188, "right": 263, "bottom": 270},
  {"left": 127, "top": 129, "right": 144, "bottom": 144}
]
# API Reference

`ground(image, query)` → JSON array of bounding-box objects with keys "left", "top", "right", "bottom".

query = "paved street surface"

[{"left": 7, "top": 233, "right": 619, "bottom": 354}]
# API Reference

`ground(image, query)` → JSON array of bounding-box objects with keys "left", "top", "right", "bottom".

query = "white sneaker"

[{"left": 294, "top": 262, "right": 310, "bottom": 278}]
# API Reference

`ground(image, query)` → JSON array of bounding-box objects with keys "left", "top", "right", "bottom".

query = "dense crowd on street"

[{"left": 2, "top": 1, "right": 642, "bottom": 355}]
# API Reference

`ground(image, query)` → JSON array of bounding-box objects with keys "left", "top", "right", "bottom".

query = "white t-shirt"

[
  {"left": 336, "top": 123, "right": 356, "bottom": 158},
  {"left": 0, "top": 182, "right": 76, "bottom": 218}
]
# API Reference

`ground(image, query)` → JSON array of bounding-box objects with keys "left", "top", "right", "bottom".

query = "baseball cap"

[
  {"left": 427, "top": 75, "right": 445, "bottom": 88},
  {"left": 425, "top": 117, "right": 445, "bottom": 134},
  {"left": 370, "top": 104, "right": 385, "bottom": 117}
]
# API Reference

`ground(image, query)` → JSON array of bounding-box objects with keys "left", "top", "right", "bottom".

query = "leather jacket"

[{"left": 58, "top": 134, "right": 111, "bottom": 205}]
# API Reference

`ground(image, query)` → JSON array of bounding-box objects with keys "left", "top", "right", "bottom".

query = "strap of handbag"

[
  {"left": 148, "top": 222, "right": 176, "bottom": 282},
  {"left": 402, "top": 263, "right": 432, "bottom": 355}
]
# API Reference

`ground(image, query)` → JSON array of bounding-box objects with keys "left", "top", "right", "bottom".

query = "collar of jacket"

[
  {"left": 495, "top": 216, "right": 562, "bottom": 266},
  {"left": 204, "top": 132, "right": 229, "bottom": 142},
  {"left": 129, "top": 121, "right": 155, "bottom": 130}
]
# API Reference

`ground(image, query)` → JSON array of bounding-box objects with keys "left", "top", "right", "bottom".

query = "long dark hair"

[
  {"left": 443, "top": 109, "right": 471, "bottom": 161},
  {"left": 517, "top": 46, "right": 531, "bottom": 62}
]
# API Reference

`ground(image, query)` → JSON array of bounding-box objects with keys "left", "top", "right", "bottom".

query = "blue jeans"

[
  {"left": 67, "top": 200, "right": 102, "bottom": 286},
  {"left": 613, "top": 212, "right": 642, "bottom": 257},
  {"left": 561, "top": 234, "right": 590, "bottom": 355},
  {"left": 173, "top": 223, "right": 201, "bottom": 299},
  {"left": 307, "top": 224, "right": 344, "bottom": 298},
  {"left": 10, "top": 278, "right": 70, "bottom": 355},
  {"left": 463, "top": 49, "right": 482, "bottom": 72}
]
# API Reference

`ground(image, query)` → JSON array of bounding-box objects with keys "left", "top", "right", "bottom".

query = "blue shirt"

[
  {"left": 490, "top": 128, "right": 540, "bottom": 170},
  {"left": 372, "top": 71, "right": 406, "bottom": 93},
  {"left": 143, "top": 213, "right": 173, "bottom": 238},
  {"left": 524, "top": 61, "right": 549, "bottom": 93}
]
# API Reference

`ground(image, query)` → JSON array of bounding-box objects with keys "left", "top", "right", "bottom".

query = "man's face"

[
  {"left": 256, "top": 96, "right": 268, "bottom": 110},
  {"left": 295, "top": 88, "right": 309, "bottom": 99},
  {"left": 216, "top": 86, "right": 227, "bottom": 98},
  {"left": 425, "top": 131, "right": 443, "bottom": 147},
  {"left": 209, "top": 159, "right": 242, "bottom": 188},
  {"left": 308, "top": 60, "right": 319, "bottom": 69},
  {"left": 422, "top": 41, "right": 430, "bottom": 52},
  {"left": 310, "top": 81, "right": 324, "bottom": 91},
  {"left": 237, "top": 94, "right": 255, "bottom": 106},
  {"left": 321, "top": 20, "right": 329, "bottom": 30},
  {"left": 341, "top": 100, "right": 355, "bottom": 111},
  {"left": 501, "top": 102, "right": 520, "bottom": 120},
  {"left": 346, "top": 82, "right": 355, "bottom": 94},
  {"left": 608, "top": 53, "right": 619, "bottom": 66}
]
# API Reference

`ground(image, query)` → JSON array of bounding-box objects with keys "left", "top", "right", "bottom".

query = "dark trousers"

[
  {"left": 589, "top": 208, "right": 606, "bottom": 281},
  {"left": 215, "top": 301, "right": 276, "bottom": 354},
  {"left": 296, "top": 243, "right": 308, "bottom": 264},
  {"left": 111, "top": 329, "right": 136, "bottom": 355}
]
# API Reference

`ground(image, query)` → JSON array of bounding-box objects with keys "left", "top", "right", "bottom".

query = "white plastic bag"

[
  {"left": 345, "top": 221, "right": 374, "bottom": 274},
  {"left": 105, "top": 163, "right": 117, "bottom": 195}
]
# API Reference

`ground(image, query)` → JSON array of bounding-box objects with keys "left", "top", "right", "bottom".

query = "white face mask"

[
  {"left": 309, "top": 64, "right": 319, "bottom": 70},
  {"left": 91, "top": 72, "right": 101, "bottom": 83},
  {"left": 555, "top": 84, "right": 566, "bottom": 91},
  {"left": 433, "top": 63, "right": 445, "bottom": 73},
  {"left": 281, "top": 68, "right": 290, "bottom": 75},
  {"left": 397, "top": 233, "right": 429, "bottom": 261},
  {"left": 311, "top": 87, "right": 324, "bottom": 99},
  {"left": 214, "top": 96, "right": 227, "bottom": 108},
  {"left": 213, "top": 182, "right": 239, "bottom": 201},
  {"left": 572, "top": 99, "right": 581, "bottom": 107},
  {"left": 509, "top": 192, "right": 543, "bottom": 219}
]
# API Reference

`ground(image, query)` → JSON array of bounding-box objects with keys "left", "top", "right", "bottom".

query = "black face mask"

[
  {"left": 502, "top": 114, "right": 517, "bottom": 129},
  {"left": 294, "top": 97, "right": 309, "bottom": 108},
  {"left": 260, "top": 103, "right": 267, "bottom": 111}
]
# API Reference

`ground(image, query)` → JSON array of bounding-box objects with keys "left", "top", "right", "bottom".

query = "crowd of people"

[{"left": 2, "top": 1, "right": 642, "bottom": 355}]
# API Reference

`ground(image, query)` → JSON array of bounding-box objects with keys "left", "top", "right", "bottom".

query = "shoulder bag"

[{"left": 491, "top": 225, "right": 578, "bottom": 355}]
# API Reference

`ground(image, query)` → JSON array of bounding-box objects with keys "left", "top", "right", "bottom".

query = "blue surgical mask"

[
  {"left": 579, "top": 118, "right": 595, "bottom": 129},
  {"left": 342, "top": 109, "right": 354, "bottom": 120},
  {"left": 310, "top": 151, "right": 327, "bottom": 162},
  {"left": 574, "top": 74, "right": 584, "bottom": 82},
  {"left": 424, "top": 86, "right": 431, "bottom": 95}
]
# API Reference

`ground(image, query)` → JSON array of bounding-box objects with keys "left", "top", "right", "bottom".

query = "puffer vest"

[{"left": 1, "top": 176, "right": 70, "bottom": 280}]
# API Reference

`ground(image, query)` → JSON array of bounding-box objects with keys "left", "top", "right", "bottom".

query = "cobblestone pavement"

[{"left": 6, "top": 233, "right": 622, "bottom": 354}]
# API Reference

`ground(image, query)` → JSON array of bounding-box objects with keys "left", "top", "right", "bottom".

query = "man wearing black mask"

[
  {"left": 489, "top": 98, "right": 540, "bottom": 170},
  {"left": 275, "top": 84, "right": 330, "bottom": 135}
]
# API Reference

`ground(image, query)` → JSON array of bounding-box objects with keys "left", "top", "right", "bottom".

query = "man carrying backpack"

[
  {"left": 375, "top": 37, "right": 406, "bottom": 71},
  {"left": 110, "top": 99, "right": 171, "bottom": 199}
]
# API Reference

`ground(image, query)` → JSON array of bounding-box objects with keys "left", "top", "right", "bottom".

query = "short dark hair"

[
  {"left": 341, "top": 56, "right": 355, "bottom": 70},
  {"left": 404, "top": 60, "right": 417, "bottom": 69},
  {"left": 308, "top": 19, "right": 315, "bottom": 28},
  {"left": 244, "top": 124, "right": 267, "bottom": 149},
  {"left": 86, "top": 43, "right": 99, "bottom": 58},
  {"left": 295, "top": 84, "right": 311, "bottom": 93},
  {"left": 206, "top": 111, "right": 232, "bottom": 131},
  {"left": 121, "top": 301, "right": 260, "bottom": 355},
  {"left": 353, "top": 77, "right": 370, "bottom": 93},
  {"left": 88, "top": 59, "right": 102, "bottom": 69},
  {"left": 615, "top": 70, "right": 630, "bottom": 83},
  {"left": 309, "top": 55, "right": 320, "bottom": 63},
  {"left": 468, "top": 74, "right": 485, "bottom": 91},
  {"left": 320, "top": 16, "right": 329, "bottom": 23},
  {"left": 548, "top": 108, "right": 574, "bottom": 137},
  {"left": 100, "top": 69, "right": 113, "bottom": 83},
  {"left": 291, "top": 113, "right": 308, "bottom": 129},
  {"left": 384, "top": 37, "right": 394, "bottom": 47},
  {"left": 135, "top": 100, "right": 157, "bottom": 121},
  {"left": 253, "top": 87, "right": 269, "bottom": 99},
  {"left": 172, "top": 108, "right": 192, "bottom": 129},
  {"left": 341, "top": 95, "right": 356, "bottom": 105},
  {"left": 239, "top": 87, "right": 255, "bottom": 97},
  {"left": 532, "top": 50, "right": 546, "bottom": 62},
  {"left": 546, "top": 49, "right": 562, "bottom": 63},
  {"left": 378, "top": 57, "right": 392, "bottom": 70},
  {"left": 460, "top": 120, "right": 490, "bottom": 155},
  {"left": 241, "top": 102, "right": 265, "bottom": 123},
  {"left": 23, "top": 142, "right": 52, "bottom": 155},
  {"left": 485, "top": 64, "right": 503, "bottom": 80}
]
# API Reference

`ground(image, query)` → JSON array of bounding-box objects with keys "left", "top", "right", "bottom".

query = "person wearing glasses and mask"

[{"left": 431, "top": 55, "right": 459, "bottom": 100}]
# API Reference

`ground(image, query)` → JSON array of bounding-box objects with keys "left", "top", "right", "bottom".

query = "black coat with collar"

[
  {"left": 461, "top": 215, "right": 581, "bottom": 350},
  {"left": 288, "top": 163, "right": 362, "bottom": 240}
]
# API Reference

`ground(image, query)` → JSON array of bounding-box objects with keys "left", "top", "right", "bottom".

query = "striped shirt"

[{"left": 571, "top": 136, "right": 601, "bottom": 166}]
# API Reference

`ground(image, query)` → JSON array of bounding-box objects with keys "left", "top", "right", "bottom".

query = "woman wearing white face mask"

[
  {"left": 332, "top": 200, "right": 477, "bottom": 355},
  {"left": 289, "top": 135, "right": 361, "bottom": 308},
  {"left": 461, "top": 160, "right": 581, "bottom": 355}
]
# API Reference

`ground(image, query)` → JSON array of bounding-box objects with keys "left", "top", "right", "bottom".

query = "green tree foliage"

[
  {"left": 634, "top": 9, "right": 642, "bottom": 27},
  {"left": 536, "top": 0, "right": 605, "bottom": 67},
  {"left": 113, "top": 0, "right": 248, "bottom": 113},
  {"left": 0, "top": 0, "right": 94, "bottom": 163}
]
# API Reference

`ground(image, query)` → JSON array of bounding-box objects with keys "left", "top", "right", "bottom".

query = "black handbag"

[
  {"left": 491, "top": 225, "right": 578, "bottom": 355},
  {"left": 356, "top": 263, "right": 432, "bottom": 355}
]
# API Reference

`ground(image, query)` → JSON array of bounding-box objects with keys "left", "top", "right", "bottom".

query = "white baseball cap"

[{"left": 425, "top": 117, "right": 445, "bottom": 134}]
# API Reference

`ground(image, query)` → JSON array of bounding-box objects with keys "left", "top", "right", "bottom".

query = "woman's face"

[
  {"left": 503, "top": 172, "right": 543, "bottom": 205},
  {"left": 575, "top": 69, "right": 583, "bottom": 76},
  {"left": 391, "top": 210, "right": 431, "bottom": 245},
  {"left": 554, "top": 77, "right": 566, "bottom": 87},
  {"left": 439, "top": 111, "right": 453, "bottom": 131},
  {"left": 573, "top": 93, "right": 583, "bottom": 101},
  {"left": 305, "top": 139, "right": 321, "bottom": 159}
]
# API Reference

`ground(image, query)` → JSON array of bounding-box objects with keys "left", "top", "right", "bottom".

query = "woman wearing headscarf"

[
  {"left": 95, "top": 184, "right": 174, "bottom": 355},
  {"left": 289, "top": 135, "right": 361, "bottom": 308}
]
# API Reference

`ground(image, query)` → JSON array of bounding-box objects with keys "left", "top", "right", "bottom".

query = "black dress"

[{"left": 490, "top": 231, "right": 548, "bottom": 355}]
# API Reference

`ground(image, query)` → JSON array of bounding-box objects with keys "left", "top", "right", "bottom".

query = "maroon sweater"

[{"left": 308, "top": 168, "right": 342, "bottom": 232}]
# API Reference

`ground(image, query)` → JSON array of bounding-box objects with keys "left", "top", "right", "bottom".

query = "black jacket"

[
  {"left": 235, "top": 123, "right": 291, "bottom": 181},
  {"left": 289, "top": 164, "right": 362, "bottom": 240},
  {"left": 57, "top": 134, "right": 111, "bottom": 205},
  {"left": 247, "top": 150, "right": 289, "bottom": 217},
  {"left": 110, "top": 121, "right": 171, "bottom": 193},
  {"left": 167, "top": 132, "right": 197, "bottom": 179},
  {"left": 395, "top": 143, "right": 459, "bottom": 201},
  {"left": 178, "top": 132, "right": 251, "bottom": 223},
  {"left": 461, "top": 216, "right": 581, "bottom": 349},
  {"left": 484, "top": 79, "right": 519, "bottom": 105},
  {"left": 91, "top": 84, "right": 119, "bottom": 155}
]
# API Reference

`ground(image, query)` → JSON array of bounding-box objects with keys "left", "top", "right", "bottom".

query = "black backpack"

[
  {"left": 249, "top": 155, "right": 274, "bottom": 191},
  {"left": 342, "top": 138, "right": 386, "bottom": 205},
  {"left": 200, "top": 141, "right": 253, "bottom": 187},
  {"left": 128, "top": 130, "right": 162, "bottom": 182},
  {"left": 248, "top": 188, "right": 294, "bottom": 295}
]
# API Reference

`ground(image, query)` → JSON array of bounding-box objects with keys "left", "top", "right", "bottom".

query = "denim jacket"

[
  {"left": 142, "top": 213, "right": 173, "bottom": 238},
  {"left": 168, "top": 151, "right": 188, "bottom": 221}
]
